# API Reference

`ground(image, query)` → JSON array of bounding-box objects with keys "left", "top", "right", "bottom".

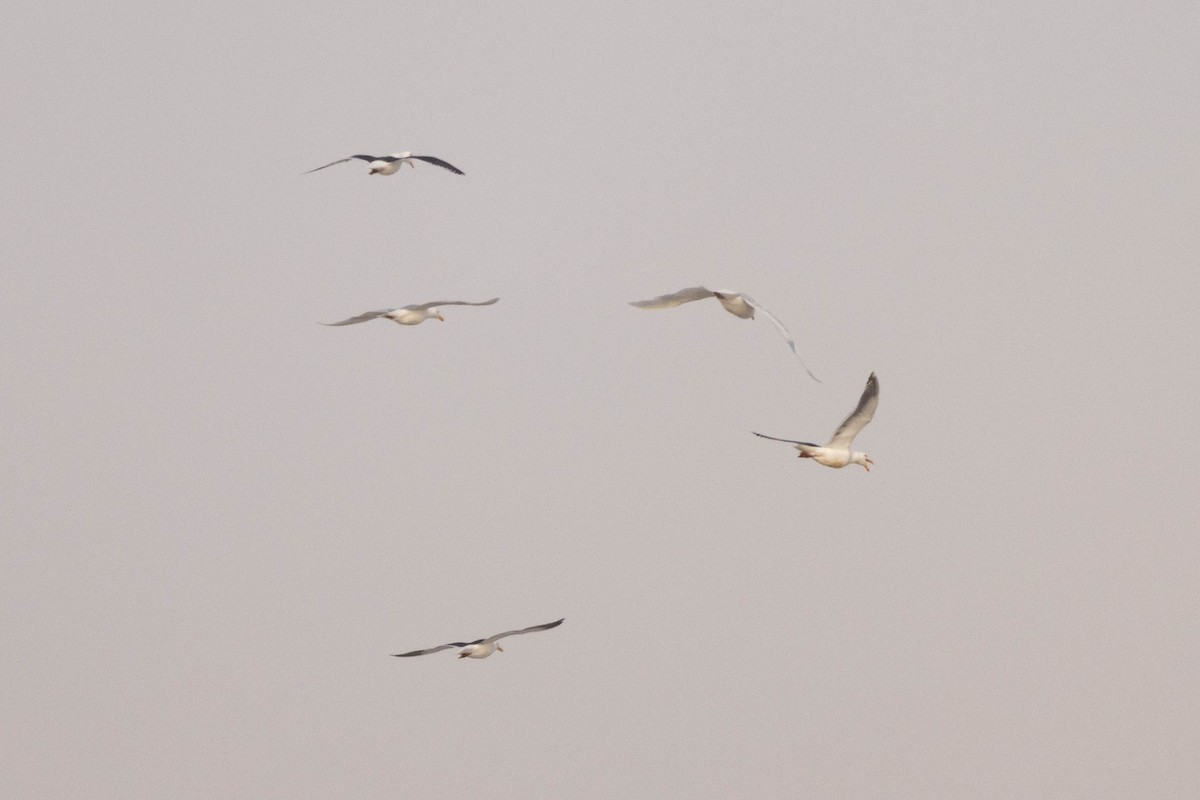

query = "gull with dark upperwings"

[
  {"left": 629, "top": 286, "right": 820, "bottom": 381},
  {"left": 304, "top": 152, "right": 465, "bottom": 176},
  {"left": 754, "top": 372, "right": 879, "bottom": 470},
  {"left": 392, "top": 618, "right": 565, "bottom": 660}
]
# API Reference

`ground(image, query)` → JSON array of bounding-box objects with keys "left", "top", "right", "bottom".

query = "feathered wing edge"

[
  {"left": 740, "top": 295, "right": 821, "bottom": 383},
  {"left": 302, "top": 155, "right": 375, "bottom": 174},
  {"left": 826, "top": 372, "right": 879, "bottom": 448},
  {"left": 412, "top": 298, "right": 499, "bottom": 311},
  {"left": 409, "top": 155, "right": 466, "bottom": 175},
  {"left": 318, "top": 309, "right": 394, "bottom": 326},
  {"left": 628, "top": 286, "right": 716, "bottom": 309}
]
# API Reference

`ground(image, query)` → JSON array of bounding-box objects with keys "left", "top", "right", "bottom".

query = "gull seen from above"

[
  {"left": 629, "top": 286, "right": 820, "bottom": 381},
  {"left": 392, "top": 618, "right": 565, "bottom": 660},
  {"left": 754, "top": 372, "right": 879, "bottom": 470},
  {"left": 320, "top": 298, "right": 499, "bottom": 327},
  {"left": 303, "top": 152, "right": 465, "bottom": 176}
]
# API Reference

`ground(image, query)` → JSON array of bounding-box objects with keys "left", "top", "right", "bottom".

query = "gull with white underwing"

[
  {"left": 629, "top": 286, "right": 819, "bottom": 381},
  {"left": 320, "top": 298, "right": 499, "bottom": 327},
  {"left": 754, "top": 372, "right": 879, "bottom": 470}
]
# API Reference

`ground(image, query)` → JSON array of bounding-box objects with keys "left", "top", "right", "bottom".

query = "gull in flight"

[
  {"left": 629, "top": 286, "right": 819, "bottom": 381},
  {"left": 392, "top": 618, "right": 565, "bottom": 659},
  {"left": 303, "top": 152, "right": 465, "bottom": 176},
  {"left": 754, "top": 372, "right": 879, "bottom": 470},
  {"left": 320, "top": 298, "right": 499, "bottom": 327}
]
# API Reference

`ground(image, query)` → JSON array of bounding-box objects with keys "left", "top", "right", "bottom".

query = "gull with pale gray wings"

[
  {"left": 629, "top": 286, "right": 819, "bottom": 381},
  {"left": 320, "top": 298, "right": 499, "bottom": 327},
  {"left": 754, "top": 372, "right": 879, "bottom": 470},
  {"left": 392, "top": 618, "right": 565, "bottom": 659}
]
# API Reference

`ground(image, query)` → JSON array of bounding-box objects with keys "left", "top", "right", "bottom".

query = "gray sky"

[{"left": 3, "top": 1, "right": 1198, "bottom": 797}]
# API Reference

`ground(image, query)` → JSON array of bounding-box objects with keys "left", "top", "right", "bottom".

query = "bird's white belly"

[
  {"left": 388, "top": 311, "right": 425, "bottom": 325},
  {"left": 810, "top": 448, "right": 851, "bottom": 468},
  {"left": 715, "top": 294, "right": 754, "bottom": 319},
  {"left": 372, "top": 161, "right": 400, "bottom": 175},
  {"left": 463, "top": 643, "right": 496, "bottom": 659}
]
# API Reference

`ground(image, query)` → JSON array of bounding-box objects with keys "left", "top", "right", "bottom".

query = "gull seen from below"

[
  {"left": 303, "top": 152, "right": 465, "bottom": 176},
  {"left": 630, "top": 286, "right": 820, "bottom": 381},
  {"left": 320, "top": 298, "right": 499, "bottom": 327},
  {"left": 754, "top": 372, "right": 879, "bottom": 470},
  {"left": 392, "top": 618, "right": 565, "bottom": 660}
]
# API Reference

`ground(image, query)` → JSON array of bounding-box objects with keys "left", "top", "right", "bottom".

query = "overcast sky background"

[{"left": 3, "top": 1, "right": 1198, "bottom": 797}]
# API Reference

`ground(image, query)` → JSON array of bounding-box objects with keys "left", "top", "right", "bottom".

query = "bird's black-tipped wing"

[
  {"left": 303, "top": 155, "right": 378, "bottom": 174},
  {"left": 392, "top": 644, "right": 456, "bottom": 657},
  {"left": 391, "top": 638, "right": 486, "bottom": 658},
  {"left": 753, "top": 432, "right": 819, "bottom": 447},
  {"left": 319, "top": 309, "right": 394, "bottom": 326},
  {"left": 483, "top": 618, "right": 565, "bottom": 644},
  {"left": 827, "top": 372, "right": 879, "bottom": 449},
  {"left": 409, "top": 155, "right": 465, "bottom": 175}
]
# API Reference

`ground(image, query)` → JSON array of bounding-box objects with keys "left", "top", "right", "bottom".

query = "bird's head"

[
  {"left": 852, "top": 452, "right": 874, "bottom": 472},
  {"left": 429, "top": 309, "right": 445, "bottom": 321},
  {"left": 496, "top": 644, "right": 504, "bottom": 653}
]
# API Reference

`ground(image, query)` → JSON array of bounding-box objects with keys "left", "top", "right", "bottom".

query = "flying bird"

[
  {"left": 303, "top": 152, "right": 465, "bottom": 176},
  {"left": 320, "top": 298, "right": 499, "bottom": 327},
  {"left": 754, "top": 372, "right": 879, "bottom": 470},
  {"left": 392, "top": 618, "right": 565, "bottom": 659},
  {"left": 629, "top": 286, "right": 819, "bottom": 381}
]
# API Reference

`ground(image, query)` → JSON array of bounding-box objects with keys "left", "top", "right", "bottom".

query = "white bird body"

[
  {"left": 754, "top": 372, "right": 879, "bottom": 471},
  {"left": 790, "top": 445, "right": 856, "bottom": 469},
  {"left": 392, "top": 618, "right": 565, "bottom": 660},
  {"left": 320, "top": 298, "right": 499, "bottom": 327},
  {"left": 386, "top": 307, "right": 439, "bottom": 325},
  {"left": 457, "top": 642, "right": 499, "bottom": 659},
  {"left": 368, "top": 156, "right": 405, "bottom": 176},
  {"left": 303, "top": 151, "right": 465, "bottom": 176},
  {"left": 630, "top": 286, "right": 819, "bottom": 381},
  {"left": 711, "top": 292, "right": 755, "bottom": 319}
]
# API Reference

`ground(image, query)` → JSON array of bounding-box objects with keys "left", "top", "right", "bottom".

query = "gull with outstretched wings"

[
  {"left": 392, "top": 618, "right": 565, "bottom": 660},
  {"left": 320, "top": 298, "right": 499, "bottom": 327},
  {"left": 304, "top": 152, "right": 465, "bottom": 176},
  {"left": 630, "top": 286, "right": 819, "bottom": 381},
  {"left": 754, "top": 373, "right": 879, "bottom": 470}
]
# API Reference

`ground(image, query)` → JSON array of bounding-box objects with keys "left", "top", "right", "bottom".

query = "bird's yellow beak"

[
  {"left": 435, "top": 313, "right": 445, "bottom": 321},
  {"left": 862, "top": 458, "right": 874, "bottom": 472},
  {"left": 496, "top": 644, "right": 504, "bottom": 652}
]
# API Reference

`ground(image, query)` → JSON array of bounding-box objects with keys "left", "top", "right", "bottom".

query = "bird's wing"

[
  {"left": 391, "top": 638, "right": 486, "bottom": 657},
  {"left": 752, "top": 432, "right": 818, "bottom": 446},
  {"left": 409, "top": 155, "right": 466, "bottom": 175},
  {"left": 826, "top": 372, "right": 880, "bottom": 448},
  {"left": 628, "top": 286, "right": 716, "bottom": 309},
  {"left": 303, "top": 155, "right": 376, "bottom": 174},
  {"left": 318, "top": 309, "right": 394, "bottom": 326},
  {"left": 391, "top": 643, "right": 458, "bottom": 657},
  {"left": 412, "top": 298, "right": 500, "bottom": 310},
  {"left": 483, "top": 618, "right": 565, "bottom": 644},
  {"left": 739, "top": 295, "right": 821, "bottom": 382}
]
